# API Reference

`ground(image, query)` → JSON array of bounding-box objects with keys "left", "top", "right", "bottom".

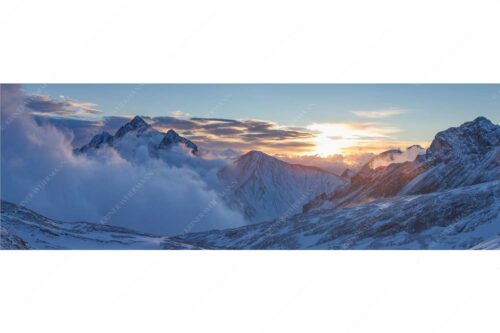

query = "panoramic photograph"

[{"left": 1, "top": 84, "right": 499, "bottom": 249}]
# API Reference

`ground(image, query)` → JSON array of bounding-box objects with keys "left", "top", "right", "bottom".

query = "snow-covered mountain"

[
  {"left": 3, "top": 116, "right": 498, "bottom": 250},
  {"left": 173, "top": 180, "right": 500, "bottom": 249},
  {"left": 305, "top": 117, "right": 500, "bottom": 211},
  {"left": 0, "top": 201, "right": 198, "bottom": 249},
  {"left": 76, "top": 116, "right": 198, "bottom": 159},
  {"left": 217, "top": 150, "right": 346, "bottom": 222}
]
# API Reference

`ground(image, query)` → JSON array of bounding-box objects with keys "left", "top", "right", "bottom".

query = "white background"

[{"left": 1, "top": 0, "right": 499, "bottom": 332}]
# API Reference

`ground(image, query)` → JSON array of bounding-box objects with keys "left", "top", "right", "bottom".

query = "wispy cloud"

[
  {"left": 25, "top": 94, "right": 101, "bottom": 115},
  {"left": 169, "top": 110, "right": 190, "bottom": 118},
  {"left": 352, "top": 109, "right": 407, "bottom": 119}
]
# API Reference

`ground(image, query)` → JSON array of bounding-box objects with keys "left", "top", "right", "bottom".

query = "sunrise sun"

[{"left": 308, "top": 123, "right": 360, "bottom": 156}]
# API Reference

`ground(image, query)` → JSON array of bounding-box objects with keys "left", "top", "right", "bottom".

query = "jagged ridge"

[{"left": 76, "top": 116, "right": 198, "bottom": 156}]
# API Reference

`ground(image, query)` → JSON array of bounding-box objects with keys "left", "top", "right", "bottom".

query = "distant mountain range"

[{"left": 2, "top": 116, "right": 499, "bottom": 249}]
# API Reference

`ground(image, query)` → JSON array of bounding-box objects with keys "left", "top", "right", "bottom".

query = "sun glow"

[
  {"left": 312, "top": 135, "right": 355, "bottom": 156},
  {"left": 307, "top": 122, "right": 397, "bottom": 157}
]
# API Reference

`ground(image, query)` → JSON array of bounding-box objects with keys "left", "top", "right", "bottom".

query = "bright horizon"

[{"left": 22, "top": 84, "right": 500, "bottom": 157}]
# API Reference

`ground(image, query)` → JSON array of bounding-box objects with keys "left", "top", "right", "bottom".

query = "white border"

[
  {"left": 1, "top": 1, "right": 499, "bottom": 332},
  {"left": 1, "top": 0, "right": 500, "bottom": 83},
  {"left": 0, "top": 251, "right": 499, "bottom": 333}
]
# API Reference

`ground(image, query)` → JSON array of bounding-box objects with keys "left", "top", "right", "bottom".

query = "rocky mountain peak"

[
  {"left": 75, "top": 131, "right": 113, "bottom": 153},
  {"left": 114, "top": 116, "right": 151, "bottom": 138},
  {"left": 159, "top": 129, "right": 198, "bottom": 154},
  {"left": 426, "top": 116, "right": 499, "bottom": 160}
]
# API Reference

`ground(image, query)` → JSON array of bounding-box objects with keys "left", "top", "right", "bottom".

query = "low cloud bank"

[
  {"left": 1, "top": 85, "right": 245, "bottom": 236},
  {"left": 277, "top": 153, "right": 374, "bottom": 175}
]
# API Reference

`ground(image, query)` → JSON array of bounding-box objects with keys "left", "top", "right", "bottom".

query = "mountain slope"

[
  {"left": 473, "top": 236, "right": 500, "bottom": 249},
  {"left": 0, "top": 201, "right": 199, "bottom": 250},
  {"left": 218, "top": 150, "right": 346, "bottom": 222},
  {"left": 305, "top": 117, "right": 500, "bottom": 211},
  {"left": 3, "top": 181, "right": 499, "bottom": 250},
  {"left": 173, "top": 181, "right": 500, "bottom": 249}
]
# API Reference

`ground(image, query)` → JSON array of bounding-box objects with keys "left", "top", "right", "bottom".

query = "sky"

[{"left": 21, "top": 84, "right": 500, "bottom": 157}]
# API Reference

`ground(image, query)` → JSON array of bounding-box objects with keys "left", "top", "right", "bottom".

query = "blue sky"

[{"left": 22, "top": 84, "right": 500, "bottom": 155}]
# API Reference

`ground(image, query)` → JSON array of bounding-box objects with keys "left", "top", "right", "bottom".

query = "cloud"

[
  {"left": 368, "top": 145, "right": 426, "bottom": 169},
  {"left": 30, "top": 101, "right": 317, "bottom": 155},
  {"left": 147, "top": 116, "right": 199, "bottom": 130},
  {"left": 352, "top": 109, "right": 407, "bottom": 119},
  {"left": 1, "top": 85, "right": 244, "bottom": 236},
  {"left": 33, "top": 115, "right": 104, "bottom": 147},
  {"left": 23, "top": 93, "right": 419, "bottom": 159},
  {"left": 277, "top": 152, "right": 374, "bottom": 175},
  {"left": 169, "top": 110, "right": 190, "bottom": 118},
  {"left": 25, "top": 94, "right": 101, "bottom": 115}
]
